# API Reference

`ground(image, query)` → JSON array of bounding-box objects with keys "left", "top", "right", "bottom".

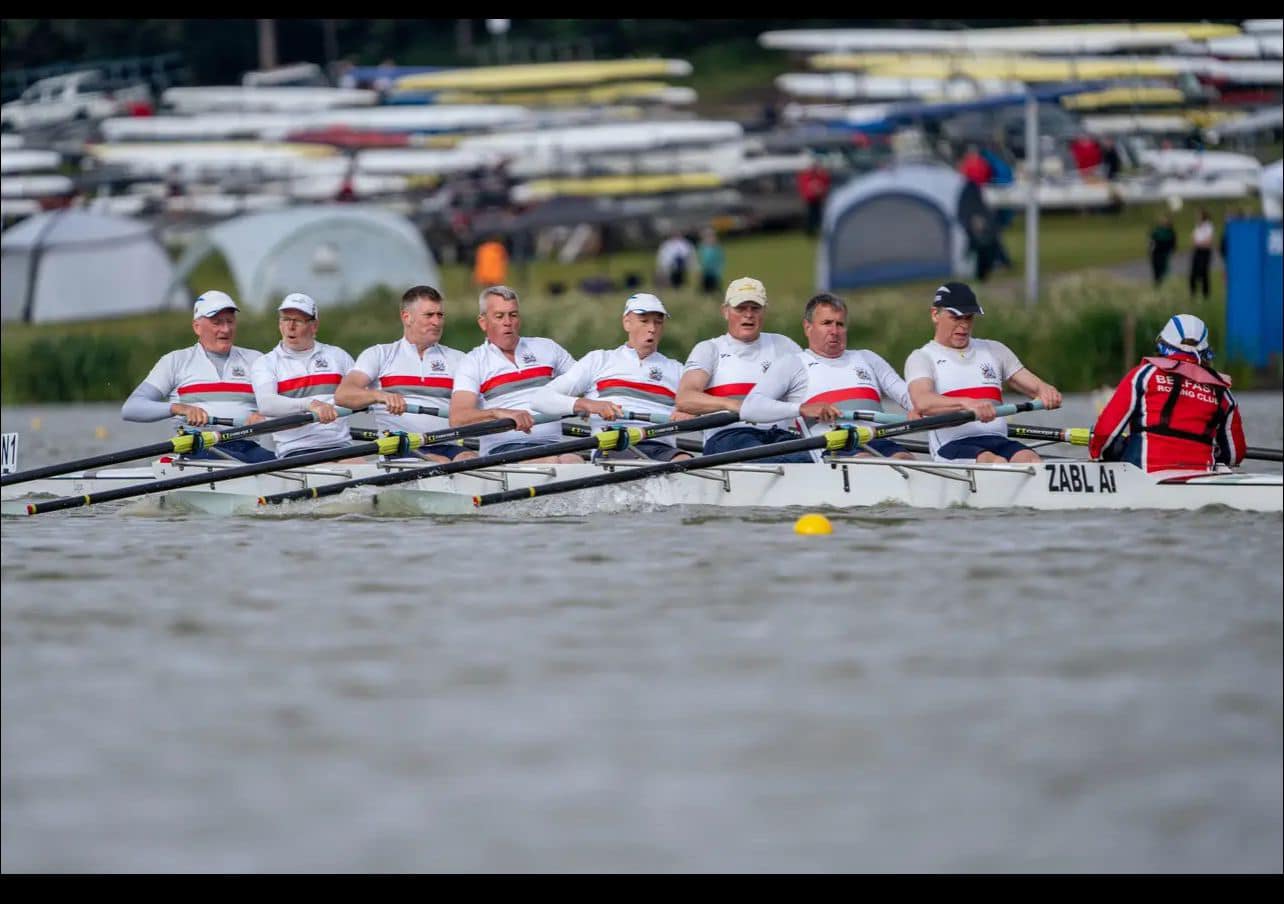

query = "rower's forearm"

[
  {"left": 677, "top": 392, "right": 738, "bottom": 416},
  {"left": 121, "top": 391, "right": 176, "bottom": 423},
  {"left": 530, "top": 387, "right": 579, "bottom": 418},
  {"left": 740, "top": 395, "right": 799, "bottom": 424},
  {"left": 333, "top": 385, "right": 382, "bottom": 410},
  {"left": 449, "top": 407, "right": 502, "bottom": 428}
]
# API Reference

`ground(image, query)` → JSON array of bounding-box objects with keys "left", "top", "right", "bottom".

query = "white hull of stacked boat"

[{"left": 3, "top": 456, "right": 1280, "bottom": 515}]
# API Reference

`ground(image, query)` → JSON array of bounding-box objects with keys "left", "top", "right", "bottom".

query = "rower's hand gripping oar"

[
  {"left": 473, "top": 406, "right": 1033, "bottom": 508},
  {"left": 258, "top": 411, "right": 738, "bottom": 506},
  {"left": 1, "top": 408, "right": 355, "bottom": 488}
]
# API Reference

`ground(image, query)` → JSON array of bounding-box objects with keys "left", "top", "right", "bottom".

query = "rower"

[
  {"left": 675, "top": 276, "right": 807, "bottom": 462},
  {"left": 904, "top": 282, "right": 1062, "bottom": 463},
  {"left": 333, "top": 285, "right": 476, "bottom": 463},
  {"left": 249, "top": 294, "right": 355, "bottom": 460},
  {"left": 530, "top": 292, "right": 692, "bottom": 462},
  {"left": 742, "top": 292, "right": 916, "bottom": 460},
  {"left": 449, "top": 285, "right": 580, "bottom": 464},
  {"left": 1089, "top": 313, "right": 1245, "bottom": 472},
  {"left": 120, "top": 289, "right": 274, "bottom": 463}
]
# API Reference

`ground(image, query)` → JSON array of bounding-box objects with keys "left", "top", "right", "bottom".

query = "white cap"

[
  {"left": 623, "top": 292, "right": 669, "bottom": 317},
  {"left": 193, "top": 290, "right": 238, "bottom": 319},
  {"left": 1157, "top": 313, "right": 1210, "bottom": 355},
  {"left": 724, "top": 276, "right": 767, "bottom": 307},
  {"left": 278, "top": 292, "right": 318, "bottom": 319}
]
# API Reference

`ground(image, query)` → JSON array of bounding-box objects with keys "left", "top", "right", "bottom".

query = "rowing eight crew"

[{"left": 120, "top": 279, "right": 1244, "bottom": 475}]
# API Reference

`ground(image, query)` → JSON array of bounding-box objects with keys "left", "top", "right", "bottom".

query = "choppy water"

[{"left": 2, "top": 395, "right": 1281, "bottom": 872}]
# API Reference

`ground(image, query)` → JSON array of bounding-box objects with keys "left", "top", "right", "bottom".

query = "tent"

[
  {"left": 816, "top": 163, "right": 991, "bottom": 290},
  {"left": 170, "top": 204, "right": 439, "bottom": 312},
  {"left": 1, "top": 209, "right": 188, "bottom": 323}
]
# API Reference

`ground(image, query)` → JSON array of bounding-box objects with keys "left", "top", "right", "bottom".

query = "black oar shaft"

[
  {"left": 1, "top": 412, "right": 318, "bottom": 487},
  {"left": 1246, "top": 446, "right": 1283, "bottom": 462},
  {"left": 476, "top": 431, "right": 834, "bottom": 507},
  {"left": 260, "top": 411, "right": 737, "bottom": 505},
  {"left": 25, "top": 437, "right": 389, "bottom": 515}
]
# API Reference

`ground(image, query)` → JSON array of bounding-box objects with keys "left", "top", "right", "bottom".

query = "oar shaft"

[
  {"left": 866, "top": 401, "right": 1041, "bottom": 441},
  {"left": 259, "top": 411, "right": 738, "bottom": 505},
  {"left": 476, "top": 429, "right": 841, "bottom": 507},
  {"left": 1246, "top": 446, "right": 1283, "bottom": 462},
  {"left": 0, "top": 411, "right": 324, "bottom": 487},
  {"left": 25, "top": 436, "right": 393, "bottom": 515}
]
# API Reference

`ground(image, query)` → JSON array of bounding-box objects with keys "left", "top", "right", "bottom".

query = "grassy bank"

[{"left": 3, "top": 198, "right": 1275, "bottom": 403}]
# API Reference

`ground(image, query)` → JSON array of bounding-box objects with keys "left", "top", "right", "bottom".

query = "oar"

[
  {"left": 473, "top": 406, "right": 1025, "bottom": 508},
  {"left": 837, "top": 401, "right": 1045, "bottom": 426},
  {"left": 258, "top": 411, "right": 738, "bottom": 506},
  {"left": 1006, "top": 424, "right": 1091, "bottom": 446},
  {"left": 2, "top": 411, "right": 323, "bottom": 487},
  {"left": 20, "top": 410, "right": 580, "bottom": 515},
  {"left": 1004, "top": 425, "right": 1282, "bottom": 463}
]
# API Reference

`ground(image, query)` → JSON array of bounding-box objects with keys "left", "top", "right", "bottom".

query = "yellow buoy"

[
  {"left": 30, "top": 417, "right": 42, "bottom": 431},
  {"left": 794, "top": 513, "right": 833, "bottom": 536},
  {"left": 94, "top": 426, "right": 110, "bottom": 440}
]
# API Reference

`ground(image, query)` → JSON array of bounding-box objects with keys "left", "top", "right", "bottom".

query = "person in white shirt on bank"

[
  {"left": 249, "top": 293, "right": 355, "bottom": 459},
  {"left": 449, "top": 285, "right": 580, "bottom": 464},
  {"left": 334, "top": 285, "right": 476, "bottom": 462},
  {"left": 676, "top": 276, "right": 807, "bottom": 462},
  {"left": 120, "top": 289, "right": 273, "bottom": 463},
  {"left": 904, "top": 282, "right": 1062, "bottom": 463},
  {"left": 531, "top": 292, "right": 692, "bottom": 461},
  {"left": 741, "top": 292, "right": 916, "bottom": 460}
]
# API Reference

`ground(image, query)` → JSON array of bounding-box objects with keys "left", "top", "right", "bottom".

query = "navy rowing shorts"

[{"left": 937, "top": 434, "right": 1030, "bottom": 461}]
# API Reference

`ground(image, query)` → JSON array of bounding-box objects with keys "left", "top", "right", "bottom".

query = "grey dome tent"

[
  {"left": 1, "top": 209, "right": 188, "bottom": 323},
  {"left": 816, "top": 163, "right": 992, "bottom": 290},
  {"left": 169, "top": 204, "right": 439, "bottom": 312}
]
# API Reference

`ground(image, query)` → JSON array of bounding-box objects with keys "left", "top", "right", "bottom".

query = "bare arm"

[
  {"left": 907, "top": 377, "right": 998, "bottom": 422},
  {"left": 676, "top": 369, "right": 739, "bottom": 416},
  {"left": 1006, "top": 367, "right": 1062, "bottom": 410},
  {"left": 334, "top": 370, "right": 405, "bottom": 415},
  {"left": 448, "top": 390, "right": 534, "bottom": 432}
]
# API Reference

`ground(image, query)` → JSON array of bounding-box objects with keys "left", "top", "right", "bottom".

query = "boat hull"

[{"left": 5, "top": 457, "right": 1279, "bottom": 514}]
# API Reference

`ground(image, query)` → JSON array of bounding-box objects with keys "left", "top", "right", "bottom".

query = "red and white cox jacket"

[{"left": 1090, "top": 353, "right": 1245, "bottom": 472}]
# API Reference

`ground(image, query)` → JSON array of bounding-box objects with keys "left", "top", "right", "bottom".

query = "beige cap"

[{"left": 724, "top": 276, "right": 767, "bottom": 307}]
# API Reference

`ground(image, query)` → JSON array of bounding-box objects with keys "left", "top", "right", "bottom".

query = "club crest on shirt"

[
  {"left": 521, "top": 352, "right": 536, "bottom": 365},
  {"left": 430, "top": 359, "right": 446, "bottom": 372},
  {"left": 648, "top": 366, "right": 664, "bottom": 382},
  {"left": 231, "top": 366, "right": 246, "bottom": 378},
  {"left": 854, "top": 367, "right": 872, "bottom": 382},
  {"left": 313, "top": 356, "right": 329, "bottom": 370},
  {"left": 761, "top": 360, "right": 771, "bottom": 373},
  {"left": 980, "top": 362, "right": 999, "bottom": 381}
]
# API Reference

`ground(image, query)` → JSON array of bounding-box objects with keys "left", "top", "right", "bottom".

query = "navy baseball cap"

[{"left": 932, "top": 282, "right": 984, "bottom": 316}]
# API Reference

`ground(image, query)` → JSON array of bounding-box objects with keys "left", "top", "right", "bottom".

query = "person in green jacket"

[{"left": 697, "top": 227, "right": 725, "bottom": 295}]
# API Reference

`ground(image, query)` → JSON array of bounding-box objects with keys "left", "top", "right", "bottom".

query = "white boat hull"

[{"left": 4, "top": 457, "right": 1280, "bottom": 515}]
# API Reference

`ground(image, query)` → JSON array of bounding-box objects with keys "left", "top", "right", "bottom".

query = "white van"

[{"left": 1, "top": 70, "right": 151, "bottom": 131}]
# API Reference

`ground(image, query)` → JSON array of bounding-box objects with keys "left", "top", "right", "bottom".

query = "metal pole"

[
  {"left": 257, "top": 19, "right": 278, "bottom": 72},
  {"left": 1024, "top": 87, "right": 1040, "bottom": 306}
]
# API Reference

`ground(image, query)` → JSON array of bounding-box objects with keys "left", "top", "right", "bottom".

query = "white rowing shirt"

[
  {"left": 453, "top": 337, "right": 576, "bottom": 455},
  {"left": 350, "top": 338, "right": 464, "bottom": 436},
  {"left": 250, "top": 340, "right": 355, "bottom": 456},
  {"left": 904, "top": 338, "right": 1024, "bottom": 458},
  {"left": 742, "top": 348, "right": 911, "bottom": 460},
  {"left": 140, "top": 343, "right": 262, "bottom": 426},
  {"left": 531, "top": 344, "right": 681, "bottom": 447},
  {"left": 683, "top": 332, "right": 802, "bottom": 444}
]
